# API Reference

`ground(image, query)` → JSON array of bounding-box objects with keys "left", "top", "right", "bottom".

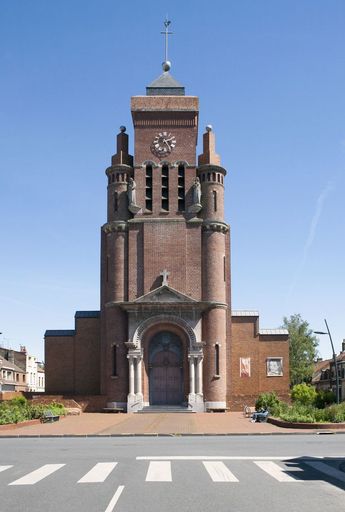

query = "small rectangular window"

[
  {"left": 112, "top": 345, "right": 117, "bottom": 376},
  {"left": 215, "top": 344, "right": 220, "bottom": 376},
  {"left": 114, "top": 191, "right": 118, "bottom": 212}
]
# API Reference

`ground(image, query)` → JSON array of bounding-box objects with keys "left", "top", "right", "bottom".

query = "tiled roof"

[
  {"left": 45, "top": 330, "right": 75, "bottom": 337},
  {"left": 259, "top": 329, "right": 289, "bottom": 336},
  {"left": 232, "top": 310, "right": 259, "bottom": 317},
  {"left": 0, "top": 359, "right": 25, "bottom": 373},
  {"left": 75, "top": 311, "right": 100, "bottom": 318}
]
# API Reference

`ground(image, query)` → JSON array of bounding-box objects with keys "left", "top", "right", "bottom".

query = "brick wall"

[
  {"left": 229, "top": 316, "right": 290, "bottom": 410},
  {"left": 45, "top": 317, "right": 101, "bottom": 395}
]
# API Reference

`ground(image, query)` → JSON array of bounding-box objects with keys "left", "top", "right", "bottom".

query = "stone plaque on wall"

[
  {"left": 240, "top": 357, "right": 251, "bottom": 377},
  {"left": 266, "top": 358, "right": 283, "bottom": 376}
]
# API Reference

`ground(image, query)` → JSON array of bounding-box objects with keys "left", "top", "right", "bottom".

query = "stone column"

[
  {"left": 196, "top": 356, "right": 203, "bottom": 395},
  {"left": 135, "top": 356, "right": 142, "bottom": 396},
  {"left": 189, "top": 356, "right": 195, "bottom": 395},
  {"left": 128, "top": 355, "right": 135, "bottom": 396}
]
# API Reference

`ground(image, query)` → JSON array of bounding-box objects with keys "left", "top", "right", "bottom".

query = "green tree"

[{"left": 282, "top": 314, "right": 318, "bottom": 386}]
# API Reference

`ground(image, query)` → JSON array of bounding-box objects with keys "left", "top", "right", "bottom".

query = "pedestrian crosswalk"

[
  {"left": 253, "top": 460, "right": 303, "bottom": 482},
  {"left": 0, "top": 459, "right": 344, "bottom": 488},
  {"left": 8, "top": 464, "right": 65, "bottom": 486},
  {"left": 146, "top": 461, "right": 172, "bottom": 482},
  {"left": 78, "top": 462, "right": 118, "bottom": 483},
  {"left": 202, "top": 461, "right": 239, "bottom": 482}
]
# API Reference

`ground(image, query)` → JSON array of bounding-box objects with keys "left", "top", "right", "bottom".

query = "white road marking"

[
  {"left": 8, "top": 464, "right": 65, "bottom": 486},
  {"left": 0, "top": 466, "right": 13, "bottom": 473},
  {"left": 78, "top": 462, "right": 117, "bottom": 483},
  {"left": 254, "top": 461, "right": 303, "bottom": 482},
  {"left": 136, "top": 455, "right": 325, "bottom": 461},
  {"left": 203, "top": 461, "right": 239, "bottom": 482},
  {"left": 146, "top": 461, "right": 172, "bottom": 482},
  {"left": 304, "top": 461, "right": 345, "bottom": 483},
  {"left": 104, "top": 485, "right": 124, "bottom": 512}
]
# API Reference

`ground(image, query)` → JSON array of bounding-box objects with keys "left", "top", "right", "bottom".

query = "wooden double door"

[{"left": 149, "top": 331, "right": 184, "bottom": 405}]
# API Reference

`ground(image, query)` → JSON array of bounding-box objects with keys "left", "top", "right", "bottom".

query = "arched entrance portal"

[{"left": 149, "top": 331, "right": 184, "bottom": 405}]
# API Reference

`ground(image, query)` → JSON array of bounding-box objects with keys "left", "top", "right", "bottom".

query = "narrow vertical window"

[
  {"left": 161, "top": 164, "right": 169, "bottom": 210},
  {"left": 112, "top": 345, "right": 117, "bottom": 376},
  {"left": 113, "top": 191, "right": 118, "bottom": 212},
  {"left": 106, "top": 256, "right": 109, "bottom": 282},
  {"left": 215, "top": 344, "right": 220, "bottom": 376},
  {"left": 223, "top": 255, "right": 226, "bottom": 282},
  {"left": 178, "top": 164, "right": 185, "bottom": 211},
  {"left": 213, "top": 190, "right": 217, "bottom": 212},
  {"left": 145, "top": 165, "right": 152, "bottom": 211}
]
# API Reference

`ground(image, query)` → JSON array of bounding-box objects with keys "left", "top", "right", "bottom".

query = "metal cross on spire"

[{"left": 161, "top": 17, "right": 172, "bottom": 71}]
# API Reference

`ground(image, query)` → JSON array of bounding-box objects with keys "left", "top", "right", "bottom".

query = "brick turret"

[
  {"left": 100, "top": 127, "right": 133, "bottom": 397},
  {"left": 198, "top": 126, "right": 230, "bottom": 409}
]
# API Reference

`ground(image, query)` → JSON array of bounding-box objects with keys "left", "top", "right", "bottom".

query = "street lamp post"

[{"left": 314, "top": 319, "right": 340, "bottom": 404}]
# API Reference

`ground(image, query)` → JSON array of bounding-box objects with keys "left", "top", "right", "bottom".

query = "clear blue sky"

[{"left": 1, "top": 0, "right": 344, "bottom": 361}]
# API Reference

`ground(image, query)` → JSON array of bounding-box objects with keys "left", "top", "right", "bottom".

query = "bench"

[
  {"left": 251, "top": 409, "right": 269, "bottom": 423},
  {"left": 40, "top": 410, "right": 60, "bottom": 423},
  {"left": 103, "top": 407, "right": 124, "bottom": 413},
  {"left": 206, "top": 407, "right": 230, "bottom": 413}
]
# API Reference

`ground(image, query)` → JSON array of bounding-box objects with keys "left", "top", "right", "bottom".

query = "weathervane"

[{"left": 161, "top": 17, "right": 172, "bottom": 71}]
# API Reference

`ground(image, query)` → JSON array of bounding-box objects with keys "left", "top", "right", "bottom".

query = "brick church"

[{"left": 45, "top": 30, "right": 290, "bottom": 412}]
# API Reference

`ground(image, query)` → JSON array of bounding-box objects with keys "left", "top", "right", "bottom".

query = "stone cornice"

[
  {"left": 105, "top": 300, "right": 228, "bottom": 312},
  {"left": 197, "top": 164, "right": 227, "bottom": 176},
  {"left": 105, "top": 164, "right": 133, "bottom": 176},
  {"left": 102, "top": 221, "right": 127, "bottom": 233},
  {"left": 128, "top": 217, "right": 187, "bottom": 224},
  {"left": 202, "top": 220, "right": 229, "bottom": 234}
]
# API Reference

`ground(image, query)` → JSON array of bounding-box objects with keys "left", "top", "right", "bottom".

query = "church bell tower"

[{"left": 100, "top": 20, "right": 231, "bottom": 412}]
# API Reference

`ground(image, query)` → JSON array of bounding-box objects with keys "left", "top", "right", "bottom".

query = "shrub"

[
  {"left": 291, "top": 383, "right": 317, "bottom": 405},
  {"left": 10, "top": 395, "right": 27, "bottom": 407},
  {"left": 255, "top": 392, "right": 281, "bottom": 415},
  {"left": 314, "top": 390, "right": 336, "bottom": 409},
  {"left": 0, "top": 400, "right": 67, "bottom": 425}
]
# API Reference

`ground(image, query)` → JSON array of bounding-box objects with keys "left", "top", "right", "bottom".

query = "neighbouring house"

[
  {"left": 312, "top": 340, "right": 345, "bottom": 402},
  {"left": 0, "top": 346, "right": 45, "bottom": 394},
  {"left": 36, "top": 363, "right": 45, "bottom": 392},
  {"left": 0, "top": 357, "right": 26, "bottom": 392}
]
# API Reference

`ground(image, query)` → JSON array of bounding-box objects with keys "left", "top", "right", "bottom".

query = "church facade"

[{"left": 45, "top": 61, "right": 290, "bottom": 412}]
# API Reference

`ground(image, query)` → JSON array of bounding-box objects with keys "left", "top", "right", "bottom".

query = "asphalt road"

[{"left": 1, "top": 434, "right": 345, "bottom": 512}]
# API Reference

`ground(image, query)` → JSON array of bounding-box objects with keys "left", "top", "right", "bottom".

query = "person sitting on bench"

[{"left": 251, "top": 408, "right": 269, "bottom": 423}]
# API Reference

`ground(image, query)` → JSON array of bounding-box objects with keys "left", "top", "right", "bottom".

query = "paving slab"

[{"left": 1, "top": 412, "right": 344, "bottom": 437}]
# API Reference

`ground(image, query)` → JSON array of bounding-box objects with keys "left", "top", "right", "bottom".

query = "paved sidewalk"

[{"left": 1, "top": 412, "right": 342, "bottom": 436}]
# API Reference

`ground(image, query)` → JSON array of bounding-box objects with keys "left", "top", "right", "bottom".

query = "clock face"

[{"left": 151, "top": 131, "right": 176, "bottom": 157}]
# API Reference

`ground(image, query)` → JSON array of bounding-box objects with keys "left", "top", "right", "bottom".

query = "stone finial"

[
  {"left": 111, "top": 127, "right": 133, "bottom": 166},
  {"left": 160, "top": 269, "right": 170, "bottom": 286},
  {"left": 198, "top": 126, "right": 221, "bottom": 166}
]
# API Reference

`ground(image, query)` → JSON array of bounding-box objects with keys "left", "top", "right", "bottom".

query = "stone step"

[{"left": 137, "top": 405, "right": 195, "bottom": 414}]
